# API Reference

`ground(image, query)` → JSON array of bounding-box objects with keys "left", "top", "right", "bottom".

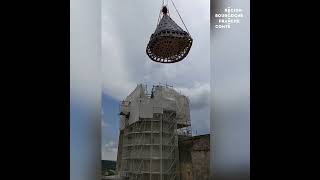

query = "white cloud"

[
  {"left": 101, "top": 108, "right": 111, "bottom": 128},
  {"left": 101, "top": 14, "right": 137, "bottom": 100},
  {"left": 102, "top": 145, "right": 118, "bottom": 161},
  {"left": 101, "top": 120, "right": 109, "bottom": 128},
  {"left": 104, "top": 141, "right": 118, "bottom": 153},
  {"left": 176, "top": 83, "right": 210, "bottom": 110}
]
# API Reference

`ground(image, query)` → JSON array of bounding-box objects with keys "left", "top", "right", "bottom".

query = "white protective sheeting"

[
  {"left": 153, "top": 86, "right": 177, "bottom": 112},
  {"left": 125, "top": 84, "right": 146, "bottom": 102},
  {"left": 124, "top": 85, "right": 147, "bottom": 125},
  {"left": 128, "top": 99, "right": 140, "bottom": 125},
  {"left": 123, "top": 84, "right": 190, "bottom": 126},
  {"left": 159, "top": 98, "right": 177, "bottom": 112},
  {"left": 128, "top": 98, "right": 160, "bottom": 125},
  {"left": 120, "top": 115, "right": 125, "bottom": 130},
  {"left": 139, "top": 97, "right": 154, "bottom": 119},
  {"left": 176, "top": 95, "right": 190, "bottom": 125},
  {"left": 153, "top": 85, "right": 190, "bottom": 125}
]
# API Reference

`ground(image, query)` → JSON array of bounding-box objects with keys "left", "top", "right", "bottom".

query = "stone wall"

[
  {"left": 179, "top": 134, "right": 210, "bottom": 180},
  {"left": 179, "top": 136, "right": 193, "bottom": 180},
  {"left": 116, "top": 130, "right": 124, "bottom": 173}
]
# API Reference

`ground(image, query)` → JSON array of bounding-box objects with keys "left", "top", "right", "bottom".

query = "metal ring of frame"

[{"left": 146, "top": 29, "right": 193, "bottom": 63}]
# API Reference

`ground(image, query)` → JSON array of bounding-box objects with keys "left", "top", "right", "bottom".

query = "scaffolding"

[{"left": 117, "top": 84, "right": 192, "bottom": 180}]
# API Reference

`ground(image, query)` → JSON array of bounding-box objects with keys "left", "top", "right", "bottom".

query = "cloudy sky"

[{"left": 101, "top": 0, "right": 210, "bottom": 160}]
